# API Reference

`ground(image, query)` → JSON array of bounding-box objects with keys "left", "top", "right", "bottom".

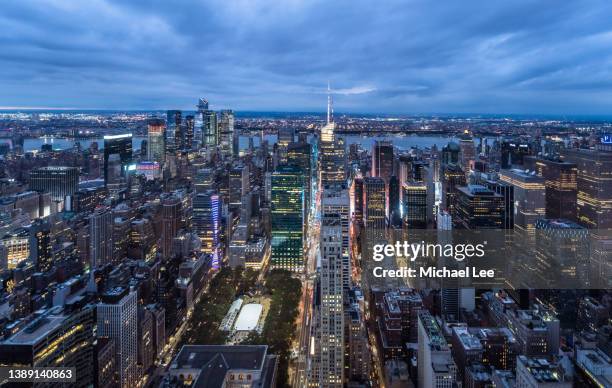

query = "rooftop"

[
  {"left": 452, "top": 326, "right": 483, "bottom": 351},
  {"left": 169, "top": 345, "right": 276, "bottom": 388}
]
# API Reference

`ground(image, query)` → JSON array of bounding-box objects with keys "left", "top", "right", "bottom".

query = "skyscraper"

[
  {"left": 458, "top": 133, "right": 476, "bottom": 172},
  {"left": 350, "top": 177, "right": 364, "bottom": 224},
  {"left": 229, "top": 164, "right": 249, "bottom": 212},
  {"left": 322, "top": 187, "right": 350, "bottom": 291},
  {"left": 103, "top": 134, "right": 133, "bottom": 184},
  {"left": 454, "top": 185, "right": 504, "bottom": 229},
  {"left": 402, "top": 181, "right": 428, "bottom": 228},
  {"left": 535, "top": 219, "right": 590, "bottom": 288},
  {"left": 30, "top": 166, "right": 79, "bottom": 202},
  {"left": 193, "top": 190, "right": 222, "bottom": 266},
  {"left": 440, "top": 144, "right": 466, "bottom": 215},
  {"left": 147, "top": 118, "right": 166, "bottom": 164},
  {"left": 388, "top": 175, "right": 401, "bottom": 223},
  {"left": 499, "top": 169, "right": 545, "bottom": 236},
  {"left": 28, "top": 219, "right": 52, "bottom": 272},
  {"left": 161, "top": 196, "right": 181, "bottom": 259},
  {"left": 526, "top": 156, "right": 577, "bottom": 220},
  {"left": 319, "top": 210, "right": 344, "bottom": 387},
  {"left": 362, "top": 177, "right": 386, "bottom": 281},
  {"left": 183, "top": 114, "right": 195, "bottom": 150},
  {"left": 97, "top": 288, "right": 139, "bottom": 388},
  {"left": 270, "top": 165, "right": 304, "bottom": 272},
  {"left": 0, "top": 305, "right": 96, "bottom": 388},
  {"left": 371, "top": 140, "right": 394, "bottom": 182},
  {"left": 287, "top": 141, "right": 312, "bottom": 219},
  {"left": 561, "top": 144, "right": 612, "bottom": 287},
  {"left": 89, "top": 207, "right": 113, "bottom": 268},
  {"left": 166, "top": 110, "right": 182, "bottom": 154},
  {"left": 319, "top": 86, "right": 346, "bottom": 188},
  {"left": 218, "top": 109, "right": 235, "bottom": 155},
  {"left": 198, "top": 98, "right": 218, "bottom": 148}
]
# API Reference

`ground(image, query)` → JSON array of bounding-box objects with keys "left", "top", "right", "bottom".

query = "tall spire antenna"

[{"left": 327, "top": 81, "right": 333, "bottom": 124}]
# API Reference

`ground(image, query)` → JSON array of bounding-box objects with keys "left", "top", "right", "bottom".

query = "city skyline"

[{"left": 3, "top": 1, "right": 612, "bottom": 114}]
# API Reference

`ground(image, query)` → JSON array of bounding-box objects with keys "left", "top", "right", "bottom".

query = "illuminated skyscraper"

[
  {"left": 561, "top": 144, "right": 612, "bottom": 287},
  {"left": 441, "top": 164, "right": 466, "bottom": 215},
  {"left": 229, "top": 164, "right": 249, "bottom": 212},
  {"left": 193, "top": 190, "right": 222, "bottom": 267},
  {"left": 103, "top": 134, "right": 133, "bottom": 184},
  {"left": 166, "top": 110, "right": 182, "bottom": 154},
  {"left": 319, "top": 210, "right": 344, "bottom": 387},
  {"left": 30, "top": 166, "right": 79, "bottom": 202},
  {"left": 526, "top": 156, "right": 577, "bottom": 220},
  {"left": 183, "top": 114, "right": 195, "bottom": 150},
  {"left": 319, "top": 85, "right": 346, "bottom": 188},
  {"left": 161, "top": 196, "right": 181, "bottom": 259},
  {"left": 458, "top": 133, "right": 476, "bottom": 172},
  {"left": 362, "top": 177, "right": 386, "bottom": 273},
  {"left": 402, "top": 181, "right": 428, "bottom": 228},
  {"left": 322, "top": 187, "right": 350, "bottom": 291},
  {"left": 97, "top": 288, "right": 138, "bottom": 388},
  {"left": 147, "top": 118, "right": 165, "bottom": 164},
  {"left": 270, "top": 165, "right": 304, "bottom": 272},
  {"left": 454, "top": 185, "right": 504, "bottom": 229},
  {"left": 287, "top": 141, "right": 312, "bottom": 218},
  {"left": 198, "top": 98, "right": 218, "bottom": 148},
  {"left": 501, "top": 140, "right": 531, "bottom": 169},
  {"left": 499, "top": 169, "right": 545, "bottom": 235},
  {"left": 441, "top": 142, "right": 460, "bottom": 166},
  {"left": 440, "top": 142, "right": 465, "bottom": 215},
  {"left": 350, "top": 177, "right": 364, "bottom": 224},
  {"left": 0, "top": 306, "right": 96, "bottom": 388},
  {"left": 89, "top": 207, "right": 113, "bottom": 268},
  {"left": 535, "top": 219, "right": 590, "bottom": 288},
  {"left": 560, "top": 145, "right": 612, "bottom": 229},
  {"left": 371, "top": 140, "right": 394, "bottom": 183},
  {"left": 218, "top": 109, "right": 235, "bottom": 155},
  {"left": 28, "top": 219, "right": 52, "bottom": 272}
]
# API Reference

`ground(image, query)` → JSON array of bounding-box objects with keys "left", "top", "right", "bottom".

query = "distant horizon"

[{"left": 3, "top": 107, "right": 612, "bottom": 122}]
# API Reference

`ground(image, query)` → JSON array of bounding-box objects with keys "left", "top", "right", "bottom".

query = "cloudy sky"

[{"left": 2, "top": 0, "right": 612, "bottom": 114}]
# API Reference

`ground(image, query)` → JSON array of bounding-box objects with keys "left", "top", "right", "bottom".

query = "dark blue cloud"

[{"left": 1, "top": 0, "right": 612, "bottom": 114}]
